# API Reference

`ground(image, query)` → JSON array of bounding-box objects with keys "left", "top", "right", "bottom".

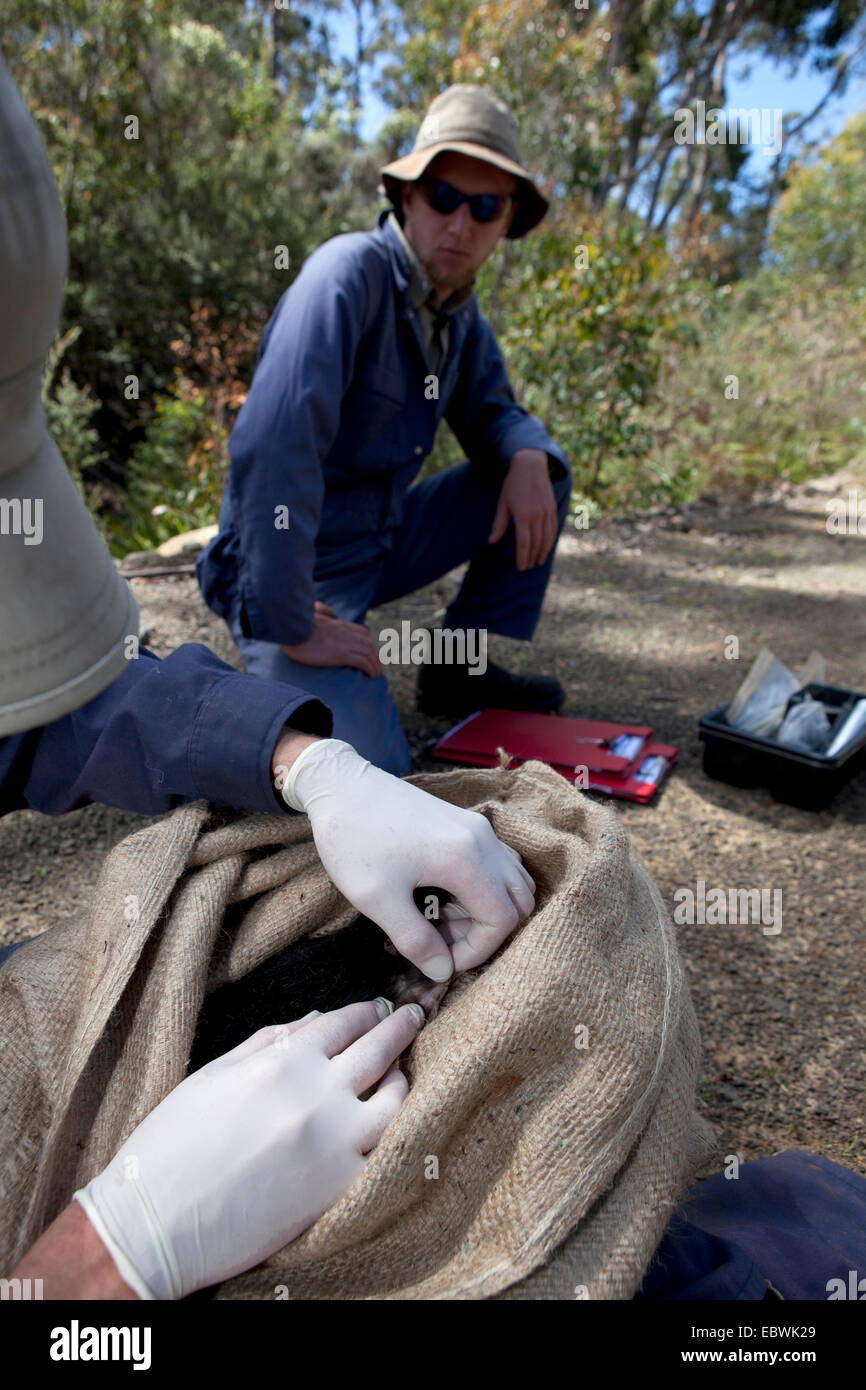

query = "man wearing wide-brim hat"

[{"left": 198, "top": 84, "right": 574, "bottom": 775}]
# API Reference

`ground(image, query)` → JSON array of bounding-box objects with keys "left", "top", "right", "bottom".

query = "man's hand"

[
  {"left": 489, "top": 448, "right": 558, "bottom": 570},
  {"left": 67, "top": 1000, "right": 423, "bottom": 1300},
  {"left": 281, "top": 601, "right": 381, "bottom": 679},
  {"left": 281, "top": 739, "right": 536, "bottom": 982}
]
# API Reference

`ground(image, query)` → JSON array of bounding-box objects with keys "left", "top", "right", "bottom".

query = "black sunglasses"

[{"left": 415, "top": 176, "right": 514, "bottom": 224}]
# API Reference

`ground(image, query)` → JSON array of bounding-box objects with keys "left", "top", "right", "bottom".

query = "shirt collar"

[{"left": 386, "top": 210, "right": 475, "bottom": 317}]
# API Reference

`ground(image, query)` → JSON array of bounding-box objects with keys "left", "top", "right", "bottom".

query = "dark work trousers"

[
  {"left": 230, "top": 458, "right": 574, "bottom": 776},
  {"left": 636, "top": 1151, "right": 866, "bottom": 1300}
]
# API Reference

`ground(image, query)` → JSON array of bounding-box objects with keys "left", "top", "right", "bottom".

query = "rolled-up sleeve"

[
  {"left": 229, "top": 241, "right": 372, "bottom": 646},
  {"left": 0, "top": 644, "right": 332, "bottom": 817},
  {"left": 446, "top": 309, "right": 571, "bottom": 480}
]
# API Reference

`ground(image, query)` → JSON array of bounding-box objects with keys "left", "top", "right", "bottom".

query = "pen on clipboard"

[{"left": 578, "top": 734, "right": 646, "bottom": 759}]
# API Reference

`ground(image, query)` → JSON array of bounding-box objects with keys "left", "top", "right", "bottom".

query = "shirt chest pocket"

[
  {"left": 351, "top": 355, "right": 407, "bottom": 409},
  {"left": 339, "top": 362, "right": 416, "bottom": 466}
]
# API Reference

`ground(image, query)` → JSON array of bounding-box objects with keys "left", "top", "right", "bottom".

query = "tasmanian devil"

[{"left": 188, "top": 887, "right": 453, "bottom": 1073}]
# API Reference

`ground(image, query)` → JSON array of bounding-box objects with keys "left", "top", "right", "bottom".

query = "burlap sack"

[{"left": 0, "top": 760, "right": 716, "bottom": 1298}]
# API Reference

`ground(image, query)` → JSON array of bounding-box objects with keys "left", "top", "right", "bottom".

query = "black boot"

[{"left": 416, "top": 639, "right": 565, "bottom": 717}]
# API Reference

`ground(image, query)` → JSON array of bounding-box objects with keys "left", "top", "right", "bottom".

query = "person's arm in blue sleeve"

[
  {"left": 228, "top": 240, "right": 375, "bottom": 646},
  {"left": 446, "top": 308, "right": 571, "bottom": 482},
  {"left": 0, "top": 644, "right": 332, "bottom": 818}
]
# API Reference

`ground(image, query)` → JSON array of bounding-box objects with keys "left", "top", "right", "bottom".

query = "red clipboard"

[{"left": 431, "top": 708, "right": 677, "bottom": 803}]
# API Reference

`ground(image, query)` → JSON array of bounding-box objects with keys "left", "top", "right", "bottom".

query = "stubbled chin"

[
  {"left": 423, "top": 251, "right": 471, "bottom": 287},
  {"left": 437, "top": 264, "right": 474, "bottom": 291}
]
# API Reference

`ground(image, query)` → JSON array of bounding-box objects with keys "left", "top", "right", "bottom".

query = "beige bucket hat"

[
  {"left": 379, "top": 84, "right": 549, "bottom": 239},
  {"left": 0, "top": 56, "right": 138, "bottom": 736}
]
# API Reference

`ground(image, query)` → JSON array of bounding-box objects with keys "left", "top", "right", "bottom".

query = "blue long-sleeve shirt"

[
  {"left": 0, "top": 644, "right": 331, "bottom": 818},
  {"left": 197, "top": 207, "right": 571, "bottom": 647}
]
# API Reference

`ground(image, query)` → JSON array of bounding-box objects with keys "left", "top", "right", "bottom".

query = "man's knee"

[
  {"left": 340, "top": 710, "right": 411, "bottom": 777},
  {"left": 318, "top": 673, "right": 411, "bottom": 777}
]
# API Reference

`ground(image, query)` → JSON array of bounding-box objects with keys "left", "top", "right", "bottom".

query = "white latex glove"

[
  {"left": 73, "top": 998, "right": 423, "bottom": 1300},
  {"left": 281, "top": 738, "right": 536, "bottom": 981}
]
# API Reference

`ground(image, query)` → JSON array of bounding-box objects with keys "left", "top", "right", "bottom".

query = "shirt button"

[{"left": 414, "top": 446, "right": 423, "bottom": 455}]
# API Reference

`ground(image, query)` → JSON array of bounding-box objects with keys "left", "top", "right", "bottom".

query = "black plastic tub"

[{"left": 699, "top": 682, "right": 866, "bottom": 810}]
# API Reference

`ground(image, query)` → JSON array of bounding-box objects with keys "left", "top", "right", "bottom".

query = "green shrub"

[
  {"left": 101, "top": 374, "right": 223, "bottom": 554},
  {"left": 41, "top": 327, "right": 106, "bottom": 507}
]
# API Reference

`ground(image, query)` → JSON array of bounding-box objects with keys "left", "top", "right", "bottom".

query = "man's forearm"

[
  {"left": 0, "top": 644, "right": 333, "bottom": 819},
  {"left": 9, "top": 1201, "right": 139, "bottom": 1300},
  {"left": 509, "top": 448, "right": 548, "bottom": 468},
  {"left": 510, "top": 447, "right": 562, "bottom": 480},
  {"left": 271, "top": 729, "right": 323, "bottom": 786}
]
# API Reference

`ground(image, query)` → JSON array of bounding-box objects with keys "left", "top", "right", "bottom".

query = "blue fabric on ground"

[
  {"left": 637, "top": 1150, "right": 866, "bottom": 1300},
  {"left": 0, "top": 940, "right": 27, "bottom": 968}
]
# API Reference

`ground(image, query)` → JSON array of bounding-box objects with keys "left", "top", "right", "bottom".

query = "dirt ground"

[{"left": 1, "top": 462, "right": 864, "bottom": 1179}]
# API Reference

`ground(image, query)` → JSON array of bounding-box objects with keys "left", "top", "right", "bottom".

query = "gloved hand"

[
  {"left": 280, "top": 738, "right": 536, "bottom": 981},
  {"left": 73, "top": 998, "right": 423, "bottom": 1300}
]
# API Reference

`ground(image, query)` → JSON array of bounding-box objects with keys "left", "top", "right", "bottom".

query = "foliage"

[
  {"left": 4, "top": 1, "right": 377, "bottom": 467},
  {"left": 41, "top": 327, "right": 107, "bottom": 501},
  {"left": 5, "top": 0, "right": 866, "bottom": 551},
  {"left": 493, "top": 213, "right": 687, "bottom": 507},
  {"left": 768, "top": 110, "right": 866, "bottom": 290},
  {"left": 639, "top": 266, "right": 866, "bottom": 501},
  {"left": 100, "top": 302, "right": 258, "bottom": 554},
  {"left": 637, "top": 113, "right": 866, "bottom": 502}
]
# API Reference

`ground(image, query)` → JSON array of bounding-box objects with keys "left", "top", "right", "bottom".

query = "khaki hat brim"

[
  {"left": 0, "top": 52, "right": 139, "bottom": 736},
  {"left": 379, "top": 141, "right": 549, "bottom": 238},
  {"left": 0, "top": 431, "right": 139, "bottom": 736}
]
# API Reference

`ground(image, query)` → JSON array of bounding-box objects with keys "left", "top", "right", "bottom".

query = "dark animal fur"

[{"left": 189, "top": 889, "right": 451, "bottom": 1072}]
